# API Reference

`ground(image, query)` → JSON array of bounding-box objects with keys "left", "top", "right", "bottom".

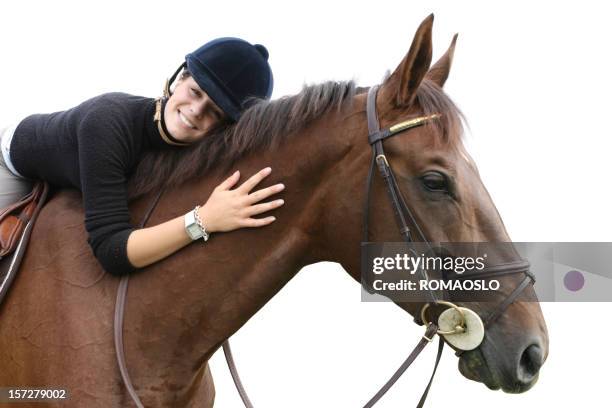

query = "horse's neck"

[{"left": 139, "top": 105, "right": 366, "bottom": 367}]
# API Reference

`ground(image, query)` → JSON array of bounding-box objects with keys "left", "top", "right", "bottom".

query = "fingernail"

[
  {"left": 271, "top": 216, "right": 276, "bottom": 221},
  {"left": 264, "top": 167, "right": 272, "bottom": 173},
  {"left": 234, "top": 170, "right": 240, "bottom": 175},
  {"left": 278, "top": 184, "right": 285, "bottom": 189},
  {"left": 278, "top": 199, "right": 284, "bottom": 205}
]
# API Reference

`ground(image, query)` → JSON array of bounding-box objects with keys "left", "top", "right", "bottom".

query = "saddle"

[{"left": 0, "top": 181, "right": 50, "bottom": 306}]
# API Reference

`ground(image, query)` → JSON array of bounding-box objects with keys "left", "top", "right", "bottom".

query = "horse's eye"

[{"left": 421, "top": 172, "right": 449, "bottom": 192}]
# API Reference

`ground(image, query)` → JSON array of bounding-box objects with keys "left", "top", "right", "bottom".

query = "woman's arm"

[
  {"left": 77, "top": 105, "right": 283, "bottom": 275},
  {"left": 126, "top": 167, "right": 285, "bottom": 268}
]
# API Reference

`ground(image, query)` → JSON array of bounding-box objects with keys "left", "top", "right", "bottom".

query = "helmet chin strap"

[
  {"left": 155, "top": 62, "right": 191, "bottom": 147},
  {"left": 164, "top": 62, "right": 186, "bottom": 98}
]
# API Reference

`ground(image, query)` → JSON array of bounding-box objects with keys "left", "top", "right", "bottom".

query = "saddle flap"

[{"left": 0, "top": 181, "right": 48, "bottom": 257}]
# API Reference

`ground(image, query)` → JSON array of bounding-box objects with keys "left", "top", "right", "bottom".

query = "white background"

[{"left": 1, "top": 1, "right": 611, "bottom": 407}]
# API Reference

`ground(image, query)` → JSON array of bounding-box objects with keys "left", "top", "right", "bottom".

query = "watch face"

[
  {"left": 187, "top": 223, "right": 202, "bottom": 239},
  {"left": 185, "top": 210, "right": 203, "bottom": 240}
]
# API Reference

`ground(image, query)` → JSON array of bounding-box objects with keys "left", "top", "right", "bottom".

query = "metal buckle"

[
  {"left": 422, "top": 332, "right": 435, "bottom": 343},
  {"left": 375, "top": 154, "right": 389, "bottom": 167},
  {"left": 421, "top": 323, "right": 436, "bottom": 342}
]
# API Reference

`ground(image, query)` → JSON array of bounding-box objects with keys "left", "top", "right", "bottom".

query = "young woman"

[{"left": 0, "top": 37, "right": 285, "bottom": 276}]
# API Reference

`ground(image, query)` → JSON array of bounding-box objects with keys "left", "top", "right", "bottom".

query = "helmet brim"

[{"left": 186, "top": 55, "right": 242, "bottom": 122}]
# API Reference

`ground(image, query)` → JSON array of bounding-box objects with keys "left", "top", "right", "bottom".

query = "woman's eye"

[
  {"left": 421, "top": 172, "right": 449, "bottom": 192},
  {"left": 190, "top": 88, "right": 199, "bottom": 97}
]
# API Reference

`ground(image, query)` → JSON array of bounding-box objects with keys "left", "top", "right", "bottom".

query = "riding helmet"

[{"left": 166, "top": 37, "right": 273, "bottom": 122}]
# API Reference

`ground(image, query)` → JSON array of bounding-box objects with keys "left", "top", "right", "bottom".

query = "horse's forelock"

[{"left": 415, "top": 79, "right": 465, "bottom": 148}]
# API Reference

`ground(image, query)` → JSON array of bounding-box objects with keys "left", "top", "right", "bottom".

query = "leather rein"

[{"left": 113, "top": 84, "right": 536, "bottom": 407}]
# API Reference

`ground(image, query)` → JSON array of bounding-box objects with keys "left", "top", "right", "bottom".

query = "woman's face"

[{"left": 164, "top": 75, "right": 226, "bottom": 143}]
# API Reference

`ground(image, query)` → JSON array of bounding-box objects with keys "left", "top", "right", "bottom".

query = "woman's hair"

[
  {"left": 179, "top": 69, "right": 191, "bottom": 80},
  {"left": 168, "top": 68, "right": 192, "bottom": 94}
]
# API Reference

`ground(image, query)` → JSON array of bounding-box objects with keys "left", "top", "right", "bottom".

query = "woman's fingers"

[
  {"left": 241, "top": 216, "right": 277, "bottom": 228},
  {"left": 244, "top": 199, "right": 285, "bottom": 217},
  {"left": 216, "top": 170, "right": 241, "bottom": 191},
  {"left": 237, "top": 167, "right": 272, "bottom": 193},
  {"left": 203, "top": 167, "right": 285, "bottom": 232},
  {"left": 246, "top": 183, "right": 285, "bottom": 205}
]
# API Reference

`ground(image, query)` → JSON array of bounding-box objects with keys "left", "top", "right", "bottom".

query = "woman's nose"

[{"left": 190, "top": 98, "right": 214, "bottom": 118}]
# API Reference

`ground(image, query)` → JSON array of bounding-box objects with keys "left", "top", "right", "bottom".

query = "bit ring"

[{"left": 420, "top": 300, "right": 467, "bottom": 336}]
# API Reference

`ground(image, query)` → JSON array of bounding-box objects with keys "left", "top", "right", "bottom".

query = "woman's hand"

[{"left": 197, "top": 167, "right": 285, "bottom": 233}]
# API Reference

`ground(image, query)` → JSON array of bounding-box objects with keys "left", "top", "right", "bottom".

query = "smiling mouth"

[{"left": 178, "top": 110, "right": 197, "bottom": 130}]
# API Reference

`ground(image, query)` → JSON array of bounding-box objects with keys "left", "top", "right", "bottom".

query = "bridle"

[
  {"left": 361, "top": 85, "right": 536, "bottom": 407},
  {"left": 114, "top": 84, "right": 536, "bottom": 408}
]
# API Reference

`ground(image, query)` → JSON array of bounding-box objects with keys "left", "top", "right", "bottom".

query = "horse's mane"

[{"left": 127, "top": 79, "right": 464, "bottom": 200}]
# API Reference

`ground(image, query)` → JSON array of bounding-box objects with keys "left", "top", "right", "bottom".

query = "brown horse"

[{"left": 0, "top": 15, "right": 548, "bottom": 407}]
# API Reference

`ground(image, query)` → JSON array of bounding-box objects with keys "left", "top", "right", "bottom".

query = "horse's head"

[{"left": 339, "top": 14, "right": 549, "bottom": 394}]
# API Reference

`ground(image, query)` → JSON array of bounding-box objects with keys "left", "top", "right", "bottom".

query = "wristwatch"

[{"left": 184, "top": 206, "right": 210, "bottom": 241}]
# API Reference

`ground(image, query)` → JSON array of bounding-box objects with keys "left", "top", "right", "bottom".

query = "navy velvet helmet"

[{"left": 165, "top": 37, "right": 273, "bottom": 122}]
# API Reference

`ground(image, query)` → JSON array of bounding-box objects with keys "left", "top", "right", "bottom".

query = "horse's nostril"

[{"left": 518, "top": 344, "right": 543, "bottom": 381}]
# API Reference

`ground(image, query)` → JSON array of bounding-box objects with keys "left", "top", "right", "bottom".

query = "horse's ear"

[
  {"left": 426, "top": 33, "right": 458, "bottom": 88},
  {"left": 382, "top": 14, "right": 434, "bottom": 107}
]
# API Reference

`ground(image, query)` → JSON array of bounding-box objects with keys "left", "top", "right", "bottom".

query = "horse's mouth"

[
  {"left": 458, "top": 350, "right": 538, "bottom": 394},
  {"left": 458, "top": 350, "right": 497, "bottom": 387}
]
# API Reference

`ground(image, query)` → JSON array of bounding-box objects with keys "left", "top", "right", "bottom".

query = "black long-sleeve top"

[{"left": 10, "top": 92, "right": 172, "bottom": 276}]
